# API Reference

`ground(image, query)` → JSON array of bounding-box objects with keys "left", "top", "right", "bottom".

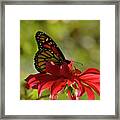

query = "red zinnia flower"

[{"left": 25, "top": 61, "right": 100, "bottom": 100}]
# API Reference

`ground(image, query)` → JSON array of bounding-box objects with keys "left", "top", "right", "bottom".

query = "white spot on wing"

[{"left": 50, "top": 61, "right": 55, "bottom": 65}]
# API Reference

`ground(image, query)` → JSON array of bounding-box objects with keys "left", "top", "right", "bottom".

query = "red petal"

[
  {"left": 38, "top": 84, "right": 41, "bottom": 96},
  {"left": 73, "top": 78, "right": 85, "bottom": 97},
  {"left": 79, "top": 73, "right": 100, "bottom": 95},
  {"left": 38, "top": 81, "right": 54, "bottom": 97},
  {"left": 72, "top": 83, "right": 78, "bottom": 89},
  {"left": 25, "top": 74, "right": 40, "bottom": 89},
  {"left": 25, "top": 75, "right": 36, "bottom": 83},
  {"left": 84, "top": 86, "right": 95, "bottom": 100},
  {"left": 38, "top": 79, "right": 56, "bottom": 96},
  {"left": 37, "top": 74, "right": 57, "bottom": 82},
  {"left": 80, "top": 74, "right": 100, "bottom": 83},
  {"left": 41, "top": 81, "right": 55, "bottom": 90},
  {"left": 25, "top": 73, "right": 58, "bottom": 92},
  {"left": 25, "top": 73, "right": 50, "bottom": 83},
  {"left": 83, "top": 81, "right": 100, "bottom": 95},
  {"left": 46, "top": 61, "right": 60, "bottom": 76},
  {"left": 51, "top": 79, "right": 67, "bottom": 100},
  {"left": 80, "top": 68, "right": 100, "bottom": 76},
  {"left": 67, "top": 79, "right": 73, "bottom": 86},
  {"left": 68, "top": 61, "right": 73, "bottom": 70},
  {"left": 29, "top": 81, "right": 40, "bottom": 88}
]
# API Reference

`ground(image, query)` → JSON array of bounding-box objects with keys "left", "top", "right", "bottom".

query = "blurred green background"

[{"left": 20, "top": 20, "right": 100, "bottom": 100}]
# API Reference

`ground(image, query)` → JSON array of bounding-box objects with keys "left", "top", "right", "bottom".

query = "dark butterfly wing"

[
  {"left": 35, "top": 31, "right": 65, "bottom": 61},
  {"left": 34, "top": 31, "right": 67, "bottom": 73},
  {"left": 34, "top": 49, "right": 62, "bottom": 73}
]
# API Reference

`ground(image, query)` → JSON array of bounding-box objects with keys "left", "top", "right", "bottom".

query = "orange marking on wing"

[
  {"left": 38, "top": 58, "right": 44, "bottom": 62},
  {"left": 45, "top": 50, "right": 52, "bottom": 55},
  {"left": 42, "top": 52, "right": 51, "bottom": 57},
  {"left": 38, "top": 61, "right": 45, "bottom": 67},
  {"left": 38, "top": 54, "right": 46, "bottom": 58},
  {"left": 52, "top": 46, "right": 60, "bottom": 56},
  {"left": 44, "top": 44, "right": 51, "bottom": 49},
  {"left": 40, "top": 38, "right": 45, "bottom": 41},
  {"left": 40, "top": 35, "right": 46, "bottom": 38}
]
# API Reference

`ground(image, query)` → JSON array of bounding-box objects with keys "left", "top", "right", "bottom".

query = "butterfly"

[{"left": 34, "top": 31, "right": 70, "bottom": 73}]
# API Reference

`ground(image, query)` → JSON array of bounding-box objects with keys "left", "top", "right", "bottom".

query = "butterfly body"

[{"left": 34, "top": 31, "right": 70, "bottom": 73}]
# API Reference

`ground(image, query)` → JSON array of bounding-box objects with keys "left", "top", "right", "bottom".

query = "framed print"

[
  {"left": 0, "top": 0, "right": 119, "bottom": 119},
  {"left": 20, "top": 20, "right": 100, "bottom": 101}
]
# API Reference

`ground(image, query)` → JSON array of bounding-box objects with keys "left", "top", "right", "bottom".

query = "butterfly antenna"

[
  {"left": 72, "top": 60, "right": 85, "bottom": 71},
  {"left": 73, "top": 61, "right": 84, "bottom": 66}
]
